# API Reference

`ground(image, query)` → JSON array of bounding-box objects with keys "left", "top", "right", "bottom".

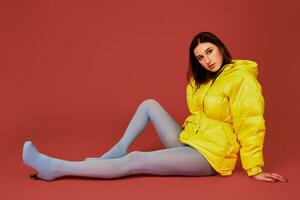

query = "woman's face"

[{"left": 193, "top": 42, "right": 224, "bottom": 72}]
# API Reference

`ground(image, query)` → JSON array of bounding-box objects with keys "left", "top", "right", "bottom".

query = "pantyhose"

[{"left": 23, "top": 99, "right": 217, "bottom": 181}]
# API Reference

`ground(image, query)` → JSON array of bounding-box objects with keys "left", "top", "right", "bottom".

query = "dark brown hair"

[{"left": 187, "top": 32, "right": 232, "bottom": 89}]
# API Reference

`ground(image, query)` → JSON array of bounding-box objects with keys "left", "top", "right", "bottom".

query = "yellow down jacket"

[{"left": 178, "top": 59, "right": 265, "bottom": 176}]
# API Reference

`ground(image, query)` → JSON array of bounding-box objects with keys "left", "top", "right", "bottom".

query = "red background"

[{"left": 1, "top": 0, "right": 299, "bottom": 199}]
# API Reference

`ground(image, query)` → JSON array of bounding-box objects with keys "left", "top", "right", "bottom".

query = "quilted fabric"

[{"left": 178, "top": 59, "right": 265, "bottom": 176}]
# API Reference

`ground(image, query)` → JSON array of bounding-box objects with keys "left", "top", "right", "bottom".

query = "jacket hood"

[{"left": 221, "top": 59, "right": 258, "bottom": 78}]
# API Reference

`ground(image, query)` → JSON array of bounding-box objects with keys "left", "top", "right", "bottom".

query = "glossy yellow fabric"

[{"left": 178, "top": 59, "right": 265, "bottom": 176}]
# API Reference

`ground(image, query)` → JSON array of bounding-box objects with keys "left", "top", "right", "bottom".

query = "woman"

[{"left": 22, "top": 32, "right": 288, "bottom": 183}]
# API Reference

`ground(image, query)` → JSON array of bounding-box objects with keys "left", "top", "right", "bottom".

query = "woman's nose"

[{"left": 204, "top": 56, "right": 211, "bottom": 64}]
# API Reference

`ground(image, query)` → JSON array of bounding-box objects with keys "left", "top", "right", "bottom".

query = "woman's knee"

[{"left": 139, "top": 98, "right": 160, "bottom": 109}]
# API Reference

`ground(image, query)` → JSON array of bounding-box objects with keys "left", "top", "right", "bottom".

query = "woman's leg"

[
  {"left": 88, "top": 99, "right": 185, "bottom": 160},
  {"left": 22, "top": 141, "right": 218, "bottom": 181}
]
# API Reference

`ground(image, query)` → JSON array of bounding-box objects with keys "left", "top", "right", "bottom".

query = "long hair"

[{"left": 187, "top": 32, "right": 232, "bottom": 89}]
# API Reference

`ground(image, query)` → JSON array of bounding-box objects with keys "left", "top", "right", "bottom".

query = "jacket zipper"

[{"left": 202, "top": 66, "right": 227, "bottom": 112}]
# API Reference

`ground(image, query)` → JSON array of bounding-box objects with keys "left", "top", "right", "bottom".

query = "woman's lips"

[{"left": 209, "top": 63, "right": 215, "bottom": 68}]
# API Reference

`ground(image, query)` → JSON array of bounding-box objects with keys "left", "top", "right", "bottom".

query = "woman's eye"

[{"left": 208, "top": 49, "right": 213, "bottom": 54}]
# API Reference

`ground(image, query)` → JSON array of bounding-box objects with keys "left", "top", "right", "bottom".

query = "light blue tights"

[{"left": 22, "top": 99, "right": 218, "bottom": 181}]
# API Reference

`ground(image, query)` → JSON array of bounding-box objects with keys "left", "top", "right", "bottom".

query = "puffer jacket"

[{"left": 178, "top": 59, "right": 265, "bottom": 176}]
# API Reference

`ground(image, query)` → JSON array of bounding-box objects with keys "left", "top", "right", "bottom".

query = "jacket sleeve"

[
  {"left": 229, "top": 74, "right": 266, "bottom": 176},
  {"left": 182, "top": 78, "right": 201, "bottom": 128}
]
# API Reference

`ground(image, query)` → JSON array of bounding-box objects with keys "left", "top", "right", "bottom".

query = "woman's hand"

[{"left": 251, "top": 172, "right": 288, "bottom": 183}]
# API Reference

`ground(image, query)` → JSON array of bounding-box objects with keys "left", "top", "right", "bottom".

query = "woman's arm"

[
  {"left": 229, "top": 73, "right": 288, "bottom": 182},
  {"left": 182, "top": 78, "right": 201, "bottom": 128},
  {"left": 229, "top": 74, "right": 266, "bottom": 176}
]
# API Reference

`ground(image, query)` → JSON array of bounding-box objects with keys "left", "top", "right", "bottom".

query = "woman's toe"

[{"left": 30, "top": 173, "right": 39, "bottom": 180}]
